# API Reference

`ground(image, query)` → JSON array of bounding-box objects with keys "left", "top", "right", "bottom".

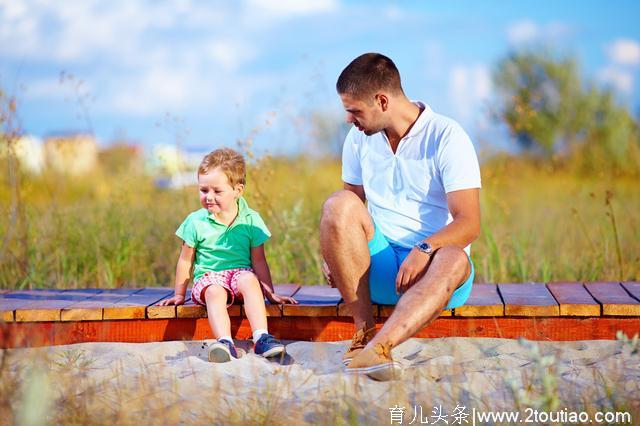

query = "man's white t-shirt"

[{"left": 341, "top": 102, "right": 481, "bottom": 253}]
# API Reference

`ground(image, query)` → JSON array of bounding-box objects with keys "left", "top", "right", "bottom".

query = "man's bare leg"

[
  {"left": 320, "top": 190, "right": 376, "bottom": 330},
  {"left": 367, "top": 246, "right": 470, "bottom": 349}
]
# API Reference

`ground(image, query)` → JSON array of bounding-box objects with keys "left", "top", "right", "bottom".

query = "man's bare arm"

[
  {"left": 395, "top": 188, "right": 480, "bottom": 293},
  {"left": 424, "top": 188, "right": 481, "bottom": 250}
]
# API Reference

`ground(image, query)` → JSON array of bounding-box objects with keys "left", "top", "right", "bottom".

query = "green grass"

[{"left": 0, "top": 155, "right": 638, "bottom": 289}]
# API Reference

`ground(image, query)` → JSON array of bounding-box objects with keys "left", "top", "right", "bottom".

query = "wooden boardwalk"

[{"left": 1, "top": 282, "right": 639, "bottom": 348}]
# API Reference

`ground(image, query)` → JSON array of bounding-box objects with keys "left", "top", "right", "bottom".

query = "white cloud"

[
  {"left": 25, "top": 78, "right": 69, "bottom": 99},
  {"left": 207, "top": 39, "right": 257, "bottom": 72},
  {"left": 606, "top": 38, "right": 640, "bottom": 66},
  {"left": 107, "top": 67, "right": 198, "bottom": 115},
  {"left": 246, "top": 0, "right": 338, "bottom": 18},
  {"left": 383, "top": 5, "right": 405, "bottom": 21},
  {"left": 449, "top": 64, "right": 492, "bottom": 121},
  {"left": 598, "top": 66, "right": 634, "bottom": 94},
  {"left": 506, "top": 20, "right": 572, "bottom": 45},
  {"left": 507, "top": 20, "right": 539, "bottom": 44}
]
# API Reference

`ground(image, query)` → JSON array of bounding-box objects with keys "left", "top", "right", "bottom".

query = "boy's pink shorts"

[{"left": 191, "top": 268, "right": 253, "bottom": 306}]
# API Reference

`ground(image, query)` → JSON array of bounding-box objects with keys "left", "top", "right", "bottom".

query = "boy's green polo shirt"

[{"left": 176, "top": 197, "right": 270, "bottom": 282}]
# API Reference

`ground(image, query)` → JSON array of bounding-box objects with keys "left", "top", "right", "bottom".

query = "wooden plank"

[
  {"left": 176, "top": 289, "right": 241, "bottom": 318},
  {"left": 0, "top": 290, "right": 11, "bottom": 321},
  {"left": 15, "top": 290, "right": 99, "bottom": 322},
  {"left": 338, "top": 303, "right": 378, "bottom": 317},
  {"left": 103, "top": 288, "right": 173, "bottom": 320},
  {"left": 454, "top": 283, "right": 504, "bottom": 317},
  {"left": 3, "top": 316, "right": 640, "bottom": 348},
  {"left": 498, "top": 283, "right": 559, "bottom": 316},
  {"left": 61, "top": 289, "right": 141, "bottom": 321},
  {"left": 283, "top": 285, "right": 341, "bottom": 316},
  {"left": 546, "top": 282, "right": 601, "bottom": 317},
  {"left": 378, "top": 305, "right": 452, "bottom": 317},
  {"left": 147, "top": 293, "right": 177, "bottom": 319},
  {"left": 1, "top": 297, "right": 39, "bottom": 322},
  {"left": 585, "top": 282, "right": 640, "bottom": 316},
  {"left": 242, "top": 283, "right": 302, "bottom": 317},
  {"left": 621, "top": 282, "right": 640, "bottom": 302}
]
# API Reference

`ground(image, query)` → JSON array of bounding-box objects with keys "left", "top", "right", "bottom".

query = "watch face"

[{"left": 416, "top": 242, "right": 431, "bottom": 253}]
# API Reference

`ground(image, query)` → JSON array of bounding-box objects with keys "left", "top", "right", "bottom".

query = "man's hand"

[
  {"left": 265, "top": 290, "right": 298, "bottom": 305},
  {"left": 396, "top": 248, "right": 431, "bottom": 295},
  {"left": 321, "top": 260, "right": 335, "bottom": 288},
  {"left": 157, "top": 294, "right": 186, "bottom": 306}
]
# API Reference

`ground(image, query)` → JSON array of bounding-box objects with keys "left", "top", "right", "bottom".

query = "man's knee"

[
  {"left": 433, "top": 246, "right": 469, "bottom": 279},
  {"left": 321, "top": 190, "right": 363, "bottom": 230}
]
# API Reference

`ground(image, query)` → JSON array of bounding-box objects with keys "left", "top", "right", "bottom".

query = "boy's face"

[{"left": 198, "top": 167, "right": 243, "bottom": 215}]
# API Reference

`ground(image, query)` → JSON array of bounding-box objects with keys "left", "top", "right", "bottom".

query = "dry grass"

[
  {"left": 0, "top": 337, "right": 638, "bottom": 425},
  {"left": 0, "top": 155, "right": 639, "bottom": 289}
]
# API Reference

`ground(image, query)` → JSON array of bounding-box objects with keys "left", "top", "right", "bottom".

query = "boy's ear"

[{"left": 235, "top": 183, "right": 245, "bottom": 195}]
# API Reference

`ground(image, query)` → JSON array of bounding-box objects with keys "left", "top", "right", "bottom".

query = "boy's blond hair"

[{"left": 198, "top": 148, "right": 246, "bottom": 186}]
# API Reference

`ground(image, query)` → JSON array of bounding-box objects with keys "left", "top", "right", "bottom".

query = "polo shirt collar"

[
  {"left": 207, "top": 196, "right": 251, "bottom": 224},
  {"left": 405, "top": 101, "right": 432, "bottom": 139}
]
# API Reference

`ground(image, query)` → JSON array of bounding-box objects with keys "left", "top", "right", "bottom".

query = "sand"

[{"left": 3, "top": 337, "right": 639, "bottom": 424}]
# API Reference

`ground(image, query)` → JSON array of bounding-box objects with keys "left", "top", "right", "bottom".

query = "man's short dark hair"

[{"left": 336, "top": 53, "right": 403, "bottom": 100}]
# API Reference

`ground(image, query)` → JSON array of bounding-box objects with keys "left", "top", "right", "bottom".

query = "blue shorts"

[{"left": 368, "top": 224, "right": 474, "bottom": 309}]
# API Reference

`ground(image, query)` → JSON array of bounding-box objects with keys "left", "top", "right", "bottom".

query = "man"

[{"left": 320, "top": 53, "right": 481, "bottom": 381}]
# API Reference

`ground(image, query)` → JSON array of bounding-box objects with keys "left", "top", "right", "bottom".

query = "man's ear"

[{"left": 375, "top": 93, "right": 389, "bottom": 111}]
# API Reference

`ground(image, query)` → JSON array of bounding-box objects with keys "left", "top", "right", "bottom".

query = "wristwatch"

[{"left": 414, "top": 241, "right": 433, "bottom": 255}]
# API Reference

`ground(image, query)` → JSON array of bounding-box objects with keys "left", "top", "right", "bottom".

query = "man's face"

[{"left": 340, "top": 93, "right": 385, "bottom": 136}]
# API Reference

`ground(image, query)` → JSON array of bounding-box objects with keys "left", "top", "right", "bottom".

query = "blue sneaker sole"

[{"left": 257, "top": 345, "right": 285, "bottom": 358}]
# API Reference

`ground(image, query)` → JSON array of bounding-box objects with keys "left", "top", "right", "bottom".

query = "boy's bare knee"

[
  {"left": 204, "top": 285, "right": 227, "bottom": 303},
  {"left": 236, "top": 272, "right": 260, "bottom": 293}
]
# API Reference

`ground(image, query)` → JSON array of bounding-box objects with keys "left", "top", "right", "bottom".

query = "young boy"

[{"left": 159, "top": 148, "right": 296, "bottom": 362}]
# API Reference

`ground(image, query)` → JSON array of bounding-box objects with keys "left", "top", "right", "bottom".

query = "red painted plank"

[
  {"left": 2, "top": 316, "right": 640, "bottom": 348},
  {"left": 454, "top": 283, "right": 504, "bottom": 317},
  {"left": 546, "top": 282, "right": 601, "bottom": 316},
  {"left": 498, "top": 283, "right": 559, "bottom": 316},
  {"left": 585, "top": 282, "right": 640, "bottom": 316},
  {"left": 621, "top": 282, "right": 640, "bottom": 302}
]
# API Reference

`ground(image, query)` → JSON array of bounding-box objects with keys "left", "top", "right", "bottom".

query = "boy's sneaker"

[
  {"left": 253, "top": 333, "right": 285, "bottom": 358},
  {"left": 208, "top": 339, "right": 239, "bottom": 363}
]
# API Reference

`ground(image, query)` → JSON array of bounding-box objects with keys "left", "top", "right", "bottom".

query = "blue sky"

[{"left": 1, "top": 0, "right": 639, "bottom": 157}]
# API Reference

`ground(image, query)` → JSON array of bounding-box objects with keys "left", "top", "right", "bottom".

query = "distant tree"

[{"left": 493, "top": 50, "right": 639, "bottom": 173}]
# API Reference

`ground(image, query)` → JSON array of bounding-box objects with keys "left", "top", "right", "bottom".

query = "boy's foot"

[
  {"left": 208, "top": 339, "right": 240, "bottom": 363},
  {"left": 345, "top": 342, "right": 402, "bottom": 381},
  {"left": 254, "top": 333, "right": 285, "bottom": 358},
  {"left": 342, "top": 326, "right": 377, "bottom": 366}
]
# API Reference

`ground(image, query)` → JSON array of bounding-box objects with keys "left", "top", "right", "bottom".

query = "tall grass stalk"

[{"left": 605, "top": 191, "right": 624, "bottom": 281}]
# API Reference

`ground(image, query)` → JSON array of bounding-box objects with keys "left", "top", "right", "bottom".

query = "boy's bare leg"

[
  {"left": 204, "top": 285, "right": 233, "bottom": 338},
  {"left": 320, "top": 190, "right": 376, "bottom": 331},
  {"left": 236, "top": 272, "right": 268, "bottom": 332},
  {"left": 367, "top": 246, "right": 470, "bottom": 350}
]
